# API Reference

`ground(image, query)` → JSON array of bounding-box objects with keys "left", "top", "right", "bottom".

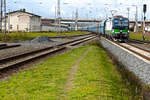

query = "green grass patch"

[
  {"left": 0, "top": 31, "right": 87, "bottom": 42},
  {"left": 0, "top": 44, "right": 142, "bottom": 100},
  {"left": 66, "top": 45, "right": 142, "bottom": 100},
  {"left": 129, "top": 32, "right": 150, "bottom": 40},
  {"left": 0, "top": 46, "right": 88, "bottom": 100}
]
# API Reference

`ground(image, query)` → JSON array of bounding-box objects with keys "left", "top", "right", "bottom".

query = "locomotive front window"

[
  {"left": 113, "top": 18, "right": 129, "bottom": 29},
  {"left": 121, "top": 20, "right": 129, "bottom": 26},
  {"left": 113, "top": 20, "right": 121, "bottom": 26}
]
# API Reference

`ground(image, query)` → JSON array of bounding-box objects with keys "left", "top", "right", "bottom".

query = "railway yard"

[
  {"left": 0, "top": 32, "right": 149, "bottom": 99},
  {"left": 1, "top": 0, "right": 150, "bottom": 99}
]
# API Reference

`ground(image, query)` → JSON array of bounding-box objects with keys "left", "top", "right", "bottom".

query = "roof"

[
  {"left": 8, "top": 9, "right": 41, "bottom": 17},
  {"left": 113, "top": 15, "right": 128, "bottom": 19}
]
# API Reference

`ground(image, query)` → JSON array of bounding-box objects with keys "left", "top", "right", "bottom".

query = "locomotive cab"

[{"left": 112, "top": 17, "right": 129, "bottom": 40}]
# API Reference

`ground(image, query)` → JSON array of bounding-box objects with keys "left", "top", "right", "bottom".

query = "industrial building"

[{"left": 5, "top": 9, "right": 41, "bottom": 32}]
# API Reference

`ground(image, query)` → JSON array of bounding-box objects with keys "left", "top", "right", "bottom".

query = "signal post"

[{"left": 143, "top": 4, "right": 147, "bottom": 40}]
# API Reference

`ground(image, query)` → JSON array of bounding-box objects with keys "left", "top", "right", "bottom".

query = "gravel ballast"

[{"left": 100, "top": 37, "right": 150, "bottom": 85}]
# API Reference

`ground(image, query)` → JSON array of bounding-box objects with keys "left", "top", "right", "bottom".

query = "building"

[{"left": 5, "top": 9, "right": 41, "bottom": 32}]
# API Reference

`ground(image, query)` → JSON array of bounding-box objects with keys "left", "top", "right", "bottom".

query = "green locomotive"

[{"left": 101, "top": 16, "right": 130, "bottom": 42}]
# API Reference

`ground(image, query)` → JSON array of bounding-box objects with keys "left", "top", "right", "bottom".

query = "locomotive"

[
  {"left": 101, "top": 16, "right": 130, "bottom": 42},
  {"left": 88, "top": 16, "right": 130, "bottom": 42}
]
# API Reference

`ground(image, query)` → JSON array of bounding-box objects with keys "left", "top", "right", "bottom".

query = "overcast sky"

[{"left": 7, "top": 0, "right": 150, "bottom": 20}]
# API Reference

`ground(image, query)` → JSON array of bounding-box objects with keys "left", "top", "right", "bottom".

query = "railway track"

[
  {"left": 0, "top": 44, "right": 7, "bottom": 47},
  {"left": 0, "top": 44, "right": 21, "bottom": 50},
  {"left": 0, "top": 34, "right": 97, "bottom": 72},
  {"left": 127, "top": 39, "right": 150, "bottom": 53},
  {"left": 119, "top": 43, "right": 150, "bottom": 61},
  {"left": 48, "top": 33, "right": 92, "bottom": 38},
  {"left": 128, "top": 39, "right": 150, "bottom": 44},
  {"left": 103, "top": 36, "right": 150, "bottom": 61}
]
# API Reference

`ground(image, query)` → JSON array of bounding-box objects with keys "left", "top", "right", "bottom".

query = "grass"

[
  {"left": 66, "top": 44, "right": 141, "bottom": 100},
  {"left": 0, "top": 45, "right": 88, "bottom": 100},
  {"left": 129, "top": 30, "right": 150, "bottom": 41},
  {"left": 0, "top": 44, "right": 142, "bottom": 100},
  {"left": 0, "top": 31, "right": 87, "bottom": 42}
]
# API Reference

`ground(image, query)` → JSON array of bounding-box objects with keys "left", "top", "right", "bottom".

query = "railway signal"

[
  {"left": 143, "top": 4, "right": 147, "bottom": 40},
  {"left": 143, "top": 4, "right": 147, "bottom": 13}
]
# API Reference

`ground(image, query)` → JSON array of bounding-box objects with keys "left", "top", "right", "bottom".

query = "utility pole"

[
  {"left": 136, "top": 6, "right": 138, "bottom": 32},
  {"left": 4, "top": 0, "right": 6, "bottom": 37},
  {"left": 75, "top": 9, "right": 78, "bottom": 31},
  {"left": 134, "top": 5, "right": 138, "bottom": 32},
  {"left": 8, "top": 9, "right": 10, "bottom": 34},
  {"left": 57, "top": 0, "right": 61, "bottom": 33},
  {"left": 86, "top": 13, "right": 88, "bottom": 19},
  {"left": 55, "top": 5, "right": 57, "bottom": 31},
  {"left": 72, "top": 11, "right": 74, "bottom": 30},
  {"left": 55, "top": 5, "right": 57, "bottom": 23},
  {"left": 0, "top": 0, "right": 3, "bottom": 34},
  {"left": 127, "top": 7, "right": 130, "bottom": 19}
]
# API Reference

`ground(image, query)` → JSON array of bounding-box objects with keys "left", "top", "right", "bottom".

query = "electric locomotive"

[{"left": 102, "top": 16, "right": 129, "bottom": 41}]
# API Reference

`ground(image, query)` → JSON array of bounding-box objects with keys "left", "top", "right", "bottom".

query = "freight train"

[{"left": 69, "top": 16, "right": 130, "bottom": 42}]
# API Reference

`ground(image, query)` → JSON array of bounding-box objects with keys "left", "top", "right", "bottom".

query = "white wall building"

[{"left": 5, "top": 9, "right": 41, "bottom": 32}]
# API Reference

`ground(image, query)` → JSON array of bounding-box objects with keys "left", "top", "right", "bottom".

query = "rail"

[{"left": 0, "top": 34, "right": 97, "bottom": 73}]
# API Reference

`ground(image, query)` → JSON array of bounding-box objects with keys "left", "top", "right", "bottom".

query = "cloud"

[{"left": 7, "top": 0, "right": 150, "bottom": 20}]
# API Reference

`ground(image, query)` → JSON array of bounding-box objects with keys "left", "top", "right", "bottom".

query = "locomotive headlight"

[{"left": 112, "top": 29, "right": 114, "bottom": 32}]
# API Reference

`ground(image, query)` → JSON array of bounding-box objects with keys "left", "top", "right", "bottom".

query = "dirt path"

[{"left": 62, "top": 47, "right": 92, "bottom": 98}]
